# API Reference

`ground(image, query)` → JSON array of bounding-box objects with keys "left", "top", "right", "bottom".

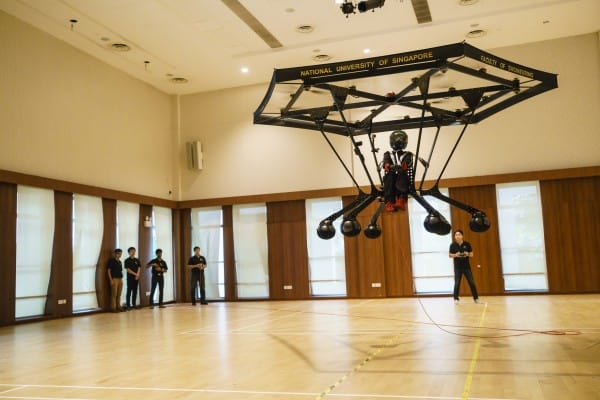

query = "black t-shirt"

[
  {"left": 188, "top": 255, "right": 207, "bottom": 275},
  {"left": 449, "top": 241, "right": 472, "bottom": 269},
  {"left": 125, "top": 257, "right": 141, "bottom": 279},
  {"left": 107, "top": 258, "right": 123, "bottom": 278},
  {"left": 147, "top": 258, "right": 168, "bottom": 276}
]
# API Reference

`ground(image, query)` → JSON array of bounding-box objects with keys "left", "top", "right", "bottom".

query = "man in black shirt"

[
  {"left": 124, "top": 246, "right": 141, "bottom": 310},
  {"left": 187, "top": 246, "right": 208, "bottom": 305},
  {"left": 146, "top": 248, "right": 168, "bottom": 308},
  {"left": 107, "top": 248, "right": 124, "bottom": 312},
  {"left": 449, "top": 229, "right": 480, "bottom": 304}
]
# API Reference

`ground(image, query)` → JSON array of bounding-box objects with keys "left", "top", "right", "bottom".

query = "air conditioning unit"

[{"left": 186, "top": 140, "right": 203, "bottom": 170}]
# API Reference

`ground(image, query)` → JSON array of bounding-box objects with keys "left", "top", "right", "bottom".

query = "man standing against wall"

[
  {"left": 107, "top": 248, "right": 124, "bottom": 312},
  {"left": 124, "top": 246, "right": 141, "bottom": 310},
  {"left": 146, "top": 249, "right": 168, "bottom": 308},
  {"left": 187, "top": 246, "right": 208, "bottom": 305}
]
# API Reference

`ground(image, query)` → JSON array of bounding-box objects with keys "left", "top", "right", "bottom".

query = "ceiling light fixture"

[
  {"left": 170, "top": 77, "right": 188, "bottom": 84},
  {"left": 313, "top": 54, "right": 332, "bottom": 62},
  {"left": 363, "top": 48, "right": 371, "bottom": 54},
  {"left": 296, "top": 25, "right": 314, "bottom": 33},
  {"left": 466, "top": 29, "right": 486, "bottom": 38},
  {"left": 110, "top": 43, "right": 131, "bottom": 52},
  {"left": 241, "top": 67, "right": 249, "bottom": 74},
  {"left": 459, "top": 0, "right": 479, "bottom": 5}
]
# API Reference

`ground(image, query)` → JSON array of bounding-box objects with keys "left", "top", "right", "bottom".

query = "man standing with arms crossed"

[
  {"left": 187, "top": 246, "right": 208, "bottom": 305},
  {"left": 147, "top": 249, "right": 168, "bottom": 308}
]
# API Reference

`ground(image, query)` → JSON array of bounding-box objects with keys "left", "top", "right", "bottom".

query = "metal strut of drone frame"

[{"left": 253, "top": 42, "right": 558, "bottom": 239}]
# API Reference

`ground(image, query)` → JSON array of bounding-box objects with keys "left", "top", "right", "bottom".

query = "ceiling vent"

[
  {"left": 411, "top": 0, "right": 432, "bottom": 24},
  {"left": 170, "top": 77, "right": 188, "bottom": 84},
  {"left": 222, "top": 0, "right": 283, "bottom": 48},
  {"left": 312, "top": 54, "right": 332, "bottom": 62}
]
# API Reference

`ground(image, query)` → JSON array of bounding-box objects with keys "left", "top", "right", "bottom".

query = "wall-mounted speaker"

[{"left": 186, "top": 140, "right": 203, "bottom": 170}]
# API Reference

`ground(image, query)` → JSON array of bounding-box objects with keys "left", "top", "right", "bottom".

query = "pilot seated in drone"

[{"left": 382, "top": 130, "right": 427, "bottom": 212}]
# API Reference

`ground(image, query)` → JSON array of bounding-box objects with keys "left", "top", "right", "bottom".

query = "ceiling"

[{"left": 1, "top": 0, "right": 598, "bottom": 95}]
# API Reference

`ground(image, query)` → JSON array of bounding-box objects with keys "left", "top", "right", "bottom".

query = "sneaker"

[
  {"left": 394, "top": 196, "right": 407, "bottom": 211},
  {"left": 200, "top": 301, "right": 208, "bottom": 305},
  {"left": 159, "top": 305, "right": 166, "bottom": 308},
  {"left": 454, "top": 299, "right": 459, "bottom": 305},
  {"left": 385, "top": 201, "right": 395, "bottom": 212},
  {"left": 474, "top": 299, "right": 481, "bottom": 304}
]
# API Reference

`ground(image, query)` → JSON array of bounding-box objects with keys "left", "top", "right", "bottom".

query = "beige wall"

[
  {"left": 0, "top": 11, "right": 176, "bottom": 200},
  {"left": 179, "top": 33, "right": 600, "bottom": 201}
]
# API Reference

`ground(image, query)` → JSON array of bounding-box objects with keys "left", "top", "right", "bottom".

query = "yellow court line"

[
  {"left": 461, "top": 302, "right": 488, "bottom": 400},
  {"left": 315, "top": 324, "right": 414, "bottom": 400}
]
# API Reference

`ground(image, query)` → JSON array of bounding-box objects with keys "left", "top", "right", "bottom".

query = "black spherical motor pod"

[
  {"left": 364, "top": 223, "right": 382, "bottom": 239},
  {"left": 423, "top": 212, "right": 451, "bottom": 235},
  {"left": 317, "top": 220, "right": 336, "bottom": 239},
  {"left": 340, "top": 218, "right": 361, "bottom": 237},
  {"left": 469, "top": 211, "right": 491, "bottom": 232}
]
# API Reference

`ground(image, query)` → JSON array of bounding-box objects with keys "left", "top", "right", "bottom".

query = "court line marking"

[
  {"left": 0, "top": 383, "right": 521, "bottom": 400},
  {"left": 0, "top": 387, "right": 25, "bottom": 395},
  {"left": 461, "top": 302, "right": 488, "bottom": 400},
  {"left": 316, "top": 324, "right": 415, "bottom": 400}
]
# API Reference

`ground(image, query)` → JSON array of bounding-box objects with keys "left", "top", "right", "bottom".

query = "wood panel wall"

[
  {"left": 178, "top": 209, "right": 192, "bottom": 303},
  {"left": 448, "top": 185, "right": 504, "bottom": 295},
  {"left": 138, "top": 204, "right": 154, "bottom": 306},
  {"left": 266, "top": 200, "right": 310, "bottom": 299},
  {"left": 541, "top": 176, "right": 600, "bottom": 293},
  {"left": 0, "top": 183, "right": 17, "bottom": 326},
  {"left": 45, "top": 191, "right": 73, "bottom": 318},
  {"left": 172, "top": 209, "right": 184, "bottom": 302},
  {"left": 343, "top": 196, "right": 386, "bottom": 298},
  {"left": 223, "top": 206, "right": 237, "bottom": 300},
  {"left": 381, "top": 208, "right": 414, "bottom": 297},
  {"left": 96, "top": 199, "right": 117, "bottom": 311}
]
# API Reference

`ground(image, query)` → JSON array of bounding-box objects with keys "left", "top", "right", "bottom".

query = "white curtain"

[
  {"left": 15, "top": 186, "right": 55, "bottom": 318},
  {"left": 116, "top": 201, "right": 139, "bottom": 250},
  {"left": 305, "top": 198, "right": 346, "bottom": 296},
  {"left": 497, "top": 182, "right": 548, "bottom": 291},
  {"left": 152, "top": 206, "right": 174, "bottom": 302},
  {"left": 72, "top": 194, "right": 103, "bottom": 311},
  {"left": 408, "top": 188, "right": 453, "bottom": 294},
  {"left": 191, "top": 207, "right": 224, "bottom": 299},
  {"left": 233, "top": 204, "right": 269, "bottom": 298}
]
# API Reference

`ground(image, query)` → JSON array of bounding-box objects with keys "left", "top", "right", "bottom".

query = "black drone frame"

[{"left": 254, "top": 42, "right": 557, "bottom": 239}]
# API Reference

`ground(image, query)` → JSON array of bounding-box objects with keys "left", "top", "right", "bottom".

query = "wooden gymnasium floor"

[{"left": 0, "top": 295, "right": 599, "bottom": 400}]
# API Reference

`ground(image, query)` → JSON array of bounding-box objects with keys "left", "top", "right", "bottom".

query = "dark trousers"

[
  {"left": 453, "top": 266, "right": 479, "bottom": 300},
  {"left": 191, "top": 271, "right": 205, "bottom": 304},
  {"left": 150, "top": 275, "right": 164, "bottom": 305},
  {"left": 126, "top": 278, "right": 139, "bottom": 307}
]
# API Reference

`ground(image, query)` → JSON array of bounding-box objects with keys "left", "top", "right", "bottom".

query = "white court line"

[
  {"left": 178, "top": 308, "right": 288, "bottom": 334},
  {"left": 0, "top": 384, "right": 523, "bottom": 400},
  {"left": 0, "top": 387, "right": 25, "bottom": 395}
]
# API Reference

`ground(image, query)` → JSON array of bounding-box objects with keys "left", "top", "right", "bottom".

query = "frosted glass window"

[
  {"left": 305, "top": 198, "right": 346, "bottom": 296},
  {"left": 191, "top": 207, "right": 225, "bottom": 299},
  {"left": 233, "top": 204, "right": 269, "bottom": 298},
  {"left": 116, "top": 201, "right": 139, "bottom": 307},
  {"left": 73, "top": 194, "right": 103, "bottom": 311},
  {"left": 15, "top": 186, "right": 54, "bottom": 318},
  {"left": 151, "top": 207, "right": 174, "bottom": 302},
  {"left": 408, "top": 188, "right": 453, "bottom": 294},
  {"left": 497, "top": 182, "right": 548, "bottom": 291}
]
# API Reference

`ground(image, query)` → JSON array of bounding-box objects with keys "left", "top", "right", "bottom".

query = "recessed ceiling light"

[
  {"left": 170, "top": 77, "right": 188, "bottom": 84},
  {"left": 296, "top": 25, "right": 314, "bottom": 33},
  {"left": 312, "top": 54, "right": 332, "bottom": 62},
  {"left": 542, "top": 20, "right": 550, "bottom": 24},
  {"left": 100, "top": 36, "right": 110, "bottom": 42},
  {"left": 110, "top": 43, "right": 131, "bottom": 52},
  {"left": 459, "top": 0, "right": 479, "bottom": 5},
  {"left": 363, "top": 48, "right": 371, "bottom": 54},
  {"left": 466, "top": 29, "right": 486, "bottom": 38},
  {"left": 241, "top": 67, "right": 249, "bottom": 74},
  {"left": 284, "top": 8, "right": 295, "bottom": 13}
]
